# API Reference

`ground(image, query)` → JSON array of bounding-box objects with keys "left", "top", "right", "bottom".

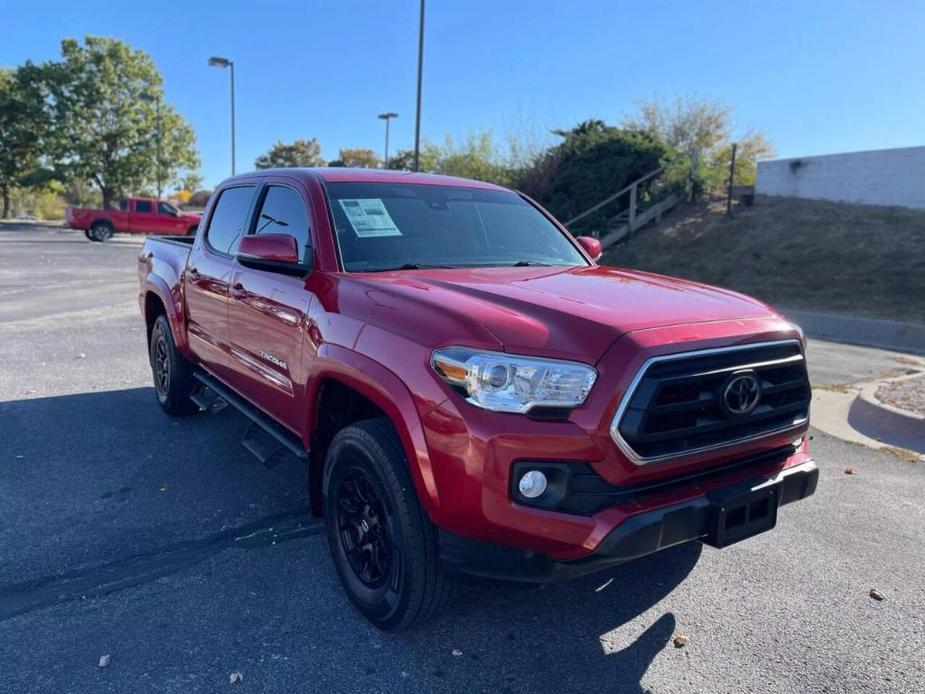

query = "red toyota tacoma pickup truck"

[
  {"left": 138, "top": 168, "right": 817, "bottom": 630},
  {"left": 66, "top": 197, "right": 201, "bottom": 242}
]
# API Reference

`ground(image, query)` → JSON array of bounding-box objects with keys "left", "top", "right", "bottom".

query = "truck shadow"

[
  {"left": 1, "top": 387, "right": 700, "bottom": 693},
  {"left": 402, "top": 543, "right": 700, "bottom": 693}
]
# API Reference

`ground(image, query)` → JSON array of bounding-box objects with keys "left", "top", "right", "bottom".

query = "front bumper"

[{"left": 439, "top": 458, "right": 818, "bottom": 584}]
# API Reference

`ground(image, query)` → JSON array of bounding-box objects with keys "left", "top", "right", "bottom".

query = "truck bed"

[{"left": 140, "top": 236, "right": 194, "bottom": 290}]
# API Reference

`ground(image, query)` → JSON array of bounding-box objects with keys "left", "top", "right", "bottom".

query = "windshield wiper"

[
  {"left": 367, "top": 263, "right": 456, "bottom": 272},
  {"left": 511, "top": 260, "right": 552, "bottom": 267}
]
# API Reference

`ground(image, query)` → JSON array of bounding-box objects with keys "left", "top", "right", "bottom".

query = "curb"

[
  {"left": 783, "top": 308, "right": 925, "bottom": 356},
  {"left": 847, "top": 374, "right": 925, "bottom": 457}
]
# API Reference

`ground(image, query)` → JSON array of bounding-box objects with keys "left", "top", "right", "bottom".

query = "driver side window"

[{"left": 253, "top": 186, "right": 312, "bottom": 263}]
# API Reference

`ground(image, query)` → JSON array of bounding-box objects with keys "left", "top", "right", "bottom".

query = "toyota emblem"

[{"left": 721, "top": 371, "right": 762, "bottom": 416}]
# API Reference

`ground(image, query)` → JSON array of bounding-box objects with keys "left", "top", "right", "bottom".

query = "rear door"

[
  {"left": 226, "top": 180, "right": 315, "bottom": 432},
  {"left": 185, "top": 184, "right": 258, "bottom": 380},
  {"left": 128, "top": 199, "right": 157, "bottom": 234}
]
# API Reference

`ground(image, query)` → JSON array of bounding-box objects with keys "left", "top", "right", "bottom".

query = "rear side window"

[
  {"left": 253, "top": 186, "right": 311, "bottom": 262},
  {"left": 206, "top": 186, "right": 255, "bottom": 255},
  {"left": 135, "top": 200, "right": 153, "bottom": 213},
  {"left": 119, "top": 199, "right": 128, "bottom": 211}
]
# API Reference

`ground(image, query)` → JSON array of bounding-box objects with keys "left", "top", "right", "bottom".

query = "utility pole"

[
  {"left": 726, "top": 142, "right": 738, "bottom": 215},
  {"left": 413, "top": 0, "right": 425, "bottom": 171}
]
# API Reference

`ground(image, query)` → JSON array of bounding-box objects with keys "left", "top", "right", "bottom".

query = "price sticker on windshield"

[{"left": 338, "top": 199, "right": 403, "bottom": 238}]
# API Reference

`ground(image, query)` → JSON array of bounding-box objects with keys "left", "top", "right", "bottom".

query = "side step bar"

[{"left": 193, "top": 371, "right": 308, "bottom": 465}]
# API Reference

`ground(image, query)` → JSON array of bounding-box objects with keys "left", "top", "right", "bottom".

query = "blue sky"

[{"left": 2, "top": 0, "right": 924, "bottom": 188}]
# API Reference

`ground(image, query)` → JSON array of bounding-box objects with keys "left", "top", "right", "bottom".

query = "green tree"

[
  {"left": 43, "top": 37, "right": 199, "bottom": 209},
  {"left": 179, "top": 171, "right": 204, "bottom": 193},
  {"left": 435, "top": 132, "right": 509, "bottom": 184},
  {"left": 519, "top": 119, "right": 667, "bottom": 230},
  {"left": 388, "top": 143, "right": 441, "bottom": 172},
  {"left": 0, "top": 65, "right": 50, "bottom": 218},
  {"left": 255, "top": 138, "right": 324, "bottom": 169}
]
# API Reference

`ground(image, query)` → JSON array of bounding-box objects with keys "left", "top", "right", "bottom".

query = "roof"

[{"left": 222, "top": 167, "right": 511, "bottom": 192}]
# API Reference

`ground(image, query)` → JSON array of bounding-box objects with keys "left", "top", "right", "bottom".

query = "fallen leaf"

[
  {"left": 451, "top": 648, "right": 463, "bottom": 656},
  {"left": 672, "top": 634, "right": 689, "bottom": 648},
  {"left": 98, "top": 654, "right": 111, "bottom": 668},
  {"left": 843, "top": 466, "right": 855, "bottom": 475},
  {"left": 230, "top": 672, "right": 244, "bottom": 684},
  {"left": 870, "top": 588, "right": 885, "bottom": 601}
]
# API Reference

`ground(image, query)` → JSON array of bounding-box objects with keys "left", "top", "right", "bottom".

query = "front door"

[
  {"left": 226, "top": 182, "right": 315, "bottom": 433},
  {"left": 156, "top": 201, "right": 186, "bottom": 235},
  {"left": 184, "top": 184, "right": 257, "bottom": 380}
]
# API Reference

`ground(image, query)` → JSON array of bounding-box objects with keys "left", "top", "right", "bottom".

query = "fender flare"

[
  {"left": 89, "top": 217, "right": 115, "bottom": 230},
  {"left": 143, "top": 274, "right": 191, "bottom": 357},
  {"left": 308, "top": 343, "right": 442, "bottom": 518}
]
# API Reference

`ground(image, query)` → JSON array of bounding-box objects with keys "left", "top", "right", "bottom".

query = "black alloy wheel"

[{"left": 335, "top": 467, "right": 394, "bottom": 589}]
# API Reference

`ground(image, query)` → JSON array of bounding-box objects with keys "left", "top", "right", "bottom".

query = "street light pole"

[
  {"left": 413, "top": 0, "right": 425, "bottom": 172},
  {"left": 377, "top": 112, "right": 398, "bottom": 169},
  {"left": 229, "top": 61, "right": 236, "bottom": 175},
  {"left": 140, "top": 93, "right": 162, "bottom": 199},
  {"left": 208, "top": 56, "right": 236, "bottom": 175}
]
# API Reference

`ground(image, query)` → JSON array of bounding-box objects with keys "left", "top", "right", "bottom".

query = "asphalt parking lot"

[{"left": 2, "top": 224, "right": 924, "bottom": 693}]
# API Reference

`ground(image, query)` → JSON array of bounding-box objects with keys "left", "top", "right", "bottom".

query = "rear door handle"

[
  {"left": 230, "top": 282, "right": 247, "bottom": 299},
  {"left": 187, "top": 267, "right": 201, "bottom": 281}
]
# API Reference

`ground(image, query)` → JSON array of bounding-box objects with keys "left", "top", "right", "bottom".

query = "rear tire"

[
  {"left": 149, "top": 315, "right": 199, "bottom": 415},
  {"left": 323, "top": 418, "right": 457, "bottom": 630},
  {"left": 89, "top": 221, "right": 113, "bottom": 242}
]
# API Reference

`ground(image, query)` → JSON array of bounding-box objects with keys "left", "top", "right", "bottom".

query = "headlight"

[{"left": 431, "top": 347, "right": 597, "bottom": 414}]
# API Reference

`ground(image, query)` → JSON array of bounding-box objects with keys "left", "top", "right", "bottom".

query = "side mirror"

[
  {"left": 237, "top": 233, "right": 301, "bottom": 270},
  {"left": 576, "top": 236, "right": 603, "bottom": 262}
]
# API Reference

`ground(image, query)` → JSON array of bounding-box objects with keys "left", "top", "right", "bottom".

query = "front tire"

[
  {"left": 149, "top": 315, "right": 199, "bottom": 415},
  {"left": 323, "top": 418, "right": 456, "bottom": 630}
]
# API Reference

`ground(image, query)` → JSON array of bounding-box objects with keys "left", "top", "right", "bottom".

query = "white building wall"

[{"left": 756, "top": 145, "right": 925, "bottom": 210}]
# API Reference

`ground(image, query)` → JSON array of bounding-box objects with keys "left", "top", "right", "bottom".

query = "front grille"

[{"left": 611, "top": 340, "right": 811, "bottom": 463}]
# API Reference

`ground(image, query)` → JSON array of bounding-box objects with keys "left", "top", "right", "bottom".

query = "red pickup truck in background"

[
  {"left": 138, "top": 168, "right": 817, "bottom": 630},
  {"left": 65, "top": 197, "right": 201, "bottom": 242}
]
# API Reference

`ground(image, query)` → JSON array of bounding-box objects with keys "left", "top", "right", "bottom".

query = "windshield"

[{"left": 323, "top": 182, "right": 588, "bottom": 272}]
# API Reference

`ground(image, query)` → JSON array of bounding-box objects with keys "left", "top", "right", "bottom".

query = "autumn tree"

[
  {"left": 622, "top": 95, "right": 775, "bottom": 190},
  {"left": 328, "top": 148, "right": 380, "bottom": 168},
  {"left": 255, "top": 138, "right": 324, "bottom": 168}
]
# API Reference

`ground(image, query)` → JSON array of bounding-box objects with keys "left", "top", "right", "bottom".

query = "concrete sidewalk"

[
  {"left": 785, "top": 308, "right": 925, "bottom": 356},
  {"left": 807, "top": 340, "right": 925, "bottom": 460}
]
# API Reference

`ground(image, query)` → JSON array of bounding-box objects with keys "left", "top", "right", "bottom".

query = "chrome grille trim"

[{"left": 609, "top": 339, "right": 809, "bottom": 465}]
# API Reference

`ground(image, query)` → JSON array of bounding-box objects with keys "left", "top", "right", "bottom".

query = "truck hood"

[{"left": 349, "top": 265, "right": 782, "bottom": 363}]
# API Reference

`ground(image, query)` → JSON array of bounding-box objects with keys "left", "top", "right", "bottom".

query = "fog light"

[{"left": 518, "top": 470, "right": 548, "bottom": 499}]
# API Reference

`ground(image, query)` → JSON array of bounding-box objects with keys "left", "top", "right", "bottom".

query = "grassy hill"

[{"left": 601, "top": 195, "right": 925, "bottom": 323}]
